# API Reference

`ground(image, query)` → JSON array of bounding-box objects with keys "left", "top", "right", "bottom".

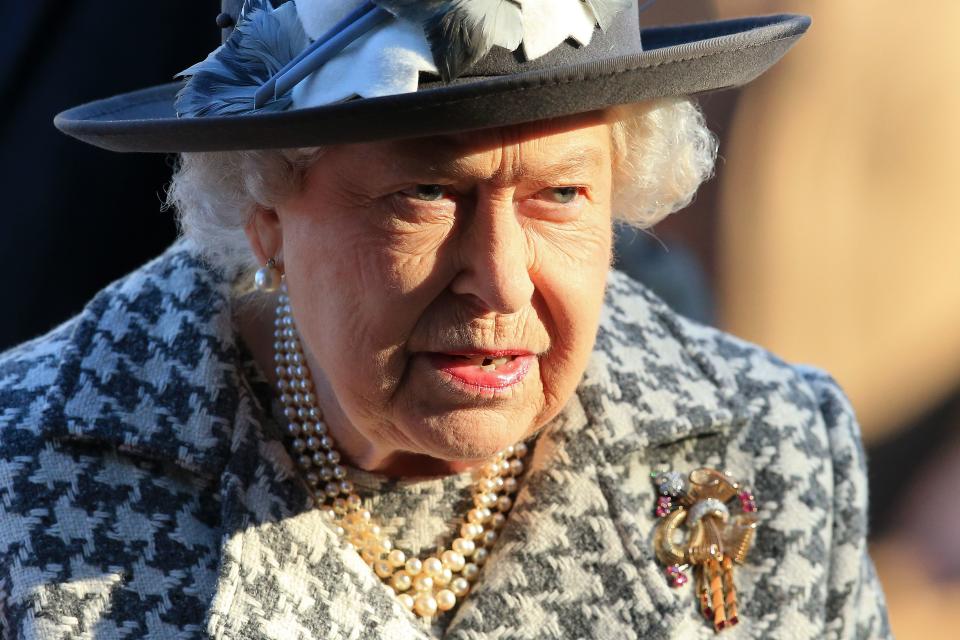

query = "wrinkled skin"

[{"left": 243, "top": 112, "right": 614, "bottom": 477}]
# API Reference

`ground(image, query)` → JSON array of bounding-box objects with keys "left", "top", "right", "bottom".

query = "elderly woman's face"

[{"left": 260, "top": 113, "right": 613, "bottom": 470}]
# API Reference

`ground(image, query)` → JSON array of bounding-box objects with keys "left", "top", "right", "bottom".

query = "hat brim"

[{"left": 54, "top": 14, "right": 810, "bottom": 153}]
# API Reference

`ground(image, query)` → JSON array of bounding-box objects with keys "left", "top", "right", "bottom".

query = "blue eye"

[
  {"left": 403, "top": 185, "right": 448, "bottom": 201},
  {"left": 542, "top": 187, "right": 580, "bottom": 204}
]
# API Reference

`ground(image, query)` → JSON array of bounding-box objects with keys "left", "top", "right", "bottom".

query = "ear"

[{"left": 244, "top": 205, "right": 284, "bottom": 266}]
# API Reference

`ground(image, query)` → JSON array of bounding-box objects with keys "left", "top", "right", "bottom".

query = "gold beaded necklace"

[{"left": 271, "top": 286, "right": 528, "bottom": 619}]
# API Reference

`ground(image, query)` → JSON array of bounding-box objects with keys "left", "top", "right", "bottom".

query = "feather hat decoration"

[
  {"left": 376, "top": 0, "right": 525, "bottom": 81},
  {"left": 583, "top": 0, "right": 634, "bottom": 30},
  {"left": 175, "top": 0, "right": 308, "bottom": 116},
  {"left": 374, "top": 0, "right": 632, "bottom": 79},
  {"left": 425, "top": 0, "right": 525, "bottom": 81},
  {"left": 367, "top": 0, "right": 634, "bottom": 81},
  {"left": 176, "top": 0, "right": 637, "bottom": 115}
]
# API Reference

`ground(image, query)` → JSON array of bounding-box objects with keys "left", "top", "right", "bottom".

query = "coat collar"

[
  {"left": 40, "top": 242, "right": 244, "bottom": 477},
  {"left": 587, "top": 269, "right": 746, "bottom": 450}
]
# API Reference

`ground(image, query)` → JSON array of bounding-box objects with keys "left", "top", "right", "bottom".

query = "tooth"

[{"left": 492, "top": 357, "right": 509, "bottom": 366}]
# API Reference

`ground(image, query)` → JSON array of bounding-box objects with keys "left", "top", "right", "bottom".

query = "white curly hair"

[{"left": 166, "top": 97, "right": 716, "bottom": 275}]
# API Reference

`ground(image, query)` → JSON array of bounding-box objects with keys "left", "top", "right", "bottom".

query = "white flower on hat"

[
  {"left": 293, "top": 2, "right": 438, "bottom": 107},
  {"left": 520, "top": 0, "right": 598, "bottom": 60}
]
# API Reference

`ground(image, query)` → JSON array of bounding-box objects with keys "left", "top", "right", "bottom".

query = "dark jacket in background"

[{"left": 0, "top": 0, "right": 215, "bottom": 350}]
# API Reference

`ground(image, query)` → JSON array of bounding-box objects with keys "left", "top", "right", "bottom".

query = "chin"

[{"left": 407, "top": 408, "right": 536, "bottom": 461}]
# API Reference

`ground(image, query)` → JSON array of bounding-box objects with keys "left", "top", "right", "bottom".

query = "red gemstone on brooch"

[
  {"left": 655, "top": 495, "right": 673, "bottom": 517},
  {"left": 738, "top": 490, "right": 758, "bottom": 513},
  {"left": 665, "top": 564, "right": 688, "bottom": 587}
]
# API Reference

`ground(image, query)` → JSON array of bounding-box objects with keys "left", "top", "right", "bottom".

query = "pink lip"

[
  {"left": 426, "top": 353, "right": 535, "bottom": 390},
  {"left": 442, "top": 349, "right": 534, "bottom": 358}
]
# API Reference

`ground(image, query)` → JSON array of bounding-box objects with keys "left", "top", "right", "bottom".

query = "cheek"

[
  {"left": 529, "top": 217, "right": 612, "bottom": 398},
  {"left": 527, "top": 203, "right": 613, "bottom": 310},
  {"left": 278, "top": 207, "right": 455, "bottom": 384},
  {"left": 537, "top": 255, "right": 609, "bottom": 357}
]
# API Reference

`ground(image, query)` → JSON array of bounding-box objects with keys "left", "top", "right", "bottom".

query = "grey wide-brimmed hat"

[{"left": 54, "top": 0, "right": 810, "bottom": 153}]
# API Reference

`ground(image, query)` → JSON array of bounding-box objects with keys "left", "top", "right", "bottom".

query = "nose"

[{"left": 449, "top": 192, "right": 535, "bottom": 315}]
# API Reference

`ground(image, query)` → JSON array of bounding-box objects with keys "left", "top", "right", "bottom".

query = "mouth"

[{"left": 425, "top": 351, "right": 535, "bottom": 390}]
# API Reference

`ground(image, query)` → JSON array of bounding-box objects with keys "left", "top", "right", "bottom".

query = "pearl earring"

[{"left": 254, "top": 258, "right": 282, "bottom": 292}]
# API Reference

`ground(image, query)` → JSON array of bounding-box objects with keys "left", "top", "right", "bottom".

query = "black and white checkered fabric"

[{"left": 0, "top": 242, "right": 891, "bottom": 638}]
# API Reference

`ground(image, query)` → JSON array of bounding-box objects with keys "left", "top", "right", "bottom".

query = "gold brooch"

[{"left": 652, "top": 468, "right": 758, "bottom": 632}]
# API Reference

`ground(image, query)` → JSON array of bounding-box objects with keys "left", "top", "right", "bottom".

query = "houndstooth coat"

[{"left": 0, "top": 242, "right": 891, "bottom": 639}]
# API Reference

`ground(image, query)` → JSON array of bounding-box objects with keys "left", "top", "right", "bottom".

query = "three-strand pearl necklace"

[{"left": 271, "top": 286, "right": 528, "bottom": 619}]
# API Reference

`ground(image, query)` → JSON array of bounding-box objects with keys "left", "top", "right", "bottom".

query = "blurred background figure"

[{"left": 4, "top": 2, "right": 958, "bottom": 637}]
